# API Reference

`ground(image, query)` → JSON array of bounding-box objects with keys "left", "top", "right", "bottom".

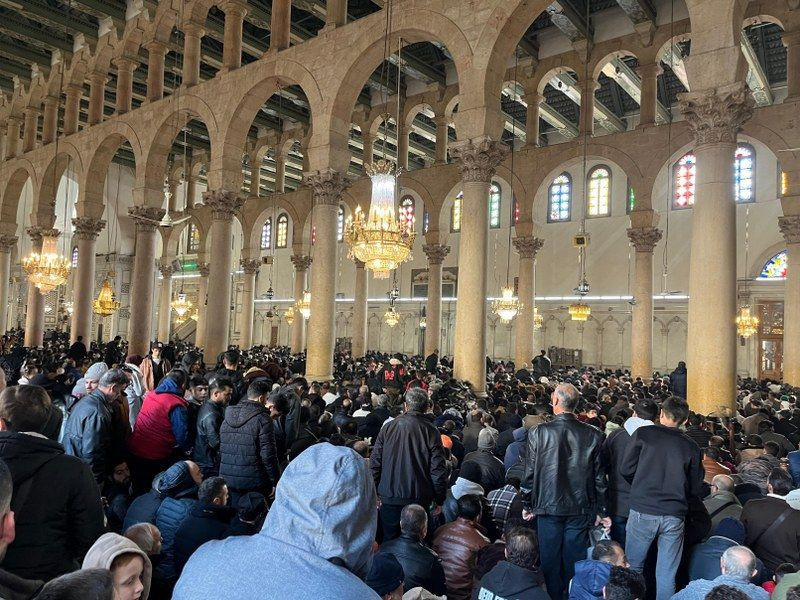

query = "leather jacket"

[
  {"left": 379, "top": 534, "right": 447, "bottom": 595},
  {"left": 521, "top": 413, "right": 607, "bottom": 516},
  {"left": 432, "top": 518, "right": 489, "bottom": 600}
]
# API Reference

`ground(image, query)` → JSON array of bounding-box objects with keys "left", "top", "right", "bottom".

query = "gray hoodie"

[{"left": 173, "top": 443, "right": 381, "bottom": 600}]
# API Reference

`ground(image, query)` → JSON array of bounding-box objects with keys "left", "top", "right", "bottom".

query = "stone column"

[
  {"left": 41, "top": 96, "right": 58, "bottom": 144},
  {"left": 522, "top": 93, "right": 541, "bottom": 147},
  {"left": 113, "top": 58, "right": 137, "bottom": 114},
  {"left": 423, "top": 243, "right": 450, "bottom": 358},
  {"left": 22, "top": 108, "right": 39, "bottom": 152},
  {"left": 0, "top": 123, "right": 6, "bottom": 161},
  {"left": 627, "top": 225, "right": 662, "bottom": 380},
  {"left": 127, "top": 206, "right": 165, "bottom": 355},
  {"left": 323, "top": 0, "right": 346, "bottom": 29},
  {"left": 637, "top": 63, "right": 663, "bottom": 127},
  {"left": 63, "top": 84, "right": 82, "bottom": 135},
  {"left": 4, "top": 117, "right": 20, "bottom": 158},
  {"left": 680, "top": 84, "right": 753, "bottom": 414},
  {"left": 145, "top": 41, "right": 167, "bottom": 102},
  {"left": 87, "top": 72, "right": 107, "bottom": 125},
  {"left": 167, "top": 178, "right": 179, "bottom": 213},
  {"left": 182, "top": 23, "right": 204, "bottom": 87},
  {"left": 203, "top": 190, "right": 244, "bottom": 359},
  {"left": 351, "top": 259, "right": 368, "bottom": 357},
  {"left": 70, "top": 217, "right": 105, "bottom": 344},
  {"left": 24, "top": 227, "right": 46, "bottom": 348},
  {"left": 783, "top": 31, "right": 800, "bottom": 103},
  {"left": 450, "top": 138, "right": 508, "bottom": 393},
  {"left": 186, "top": 174, "right": 197, "bottom": 209},
  {"left": 513, "top": 236, "right": 544, "bottom": 368},
  {"left": 397, "top": 124, "right": 410, "bottom": 170},
  {"left": 361, "top": 132, "right": 374, "bottom": 166},
  {"left": 221, "top": 0, "right": 247, "bottom": 72},
  {"left": 270, "top": 0, "right": 291, "bottom": 52},
  {"left": 0, "top": 236, "right": 18, "bottom": 334},
  {"left": 195, "top": 262, "right": 210, "bottom": 348},
  {"left": 579, "top": 79, "right": 598, "bottom": 136},
  {"left": 304, "top": 171, "right": 350, "bottom": 380},
  {"left": 275, "top": 154, "right": 286, "bottom": 193},
  {"left": 157, "top": 264, "right": 174, "bottom": 342},
  {"left": 434, "top": 117, "right": 449, "bottom": 164},
  {"left": 239, "top": 258, "right": 260, "bottom": 348},
  {"left": 290, "top": 254, "right": 311, "bottom": 353},
  {"left": 780, "top": 216, "right": 800, "bottom": 385}
]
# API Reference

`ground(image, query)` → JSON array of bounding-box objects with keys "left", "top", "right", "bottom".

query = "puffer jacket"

[
  {"left": 477, "top": 560, "right": 549, "bottom": 600},
  {"left": 219, "top": 401, "right": 280, "bottom": 493},
  {"left": 152, "top": 464, "right": 199, "bottom": 584},
  {"left": 62, "top": 389, "right": 114, "bottom": 484},
  {"left": 431, "top": 518, "right": 489, "bottom": 600},
  {"left": 378, "top": 534, "right": 447, "bottom": 595},
  {"left": 569, "top": 559, "right": 612, "bottom": 600},
  {"left": 521, "top": 413, "right": 607, "bottom": 516},
  {"left": 122, "top": 461, "right": 198, "bottom": 531}
]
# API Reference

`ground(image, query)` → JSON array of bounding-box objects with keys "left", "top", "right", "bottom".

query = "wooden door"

[{"left": 757, "top": 302, "right": 784, "bottom": 381}]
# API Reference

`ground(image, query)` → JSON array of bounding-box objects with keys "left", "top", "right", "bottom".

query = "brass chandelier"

[
  {"left": 533, "top": 306, "right": 544, "bottom": 330},
  {"left": 736, "top": 306, "right": 759, "bottom": 338},
  {"left": 92, "top": 277, "right": 120, "bottom": 317},
  {"left": 23, "top": 233, "right": 70, "bottom": 294},
  {"left": 284, "top": 306, "right": 295, "bottom": 325},
  {"left": 296, "top": 290, "right": 311, "bottom": 320},
  {"left": 171, "top": 292, "right": 193, "bottom": 319},
  {"left": 383, "top": 279, "right": 401, "bottom": 328},
  {"left": 492, "top": 287, "right": 523, "bottom": 324}
]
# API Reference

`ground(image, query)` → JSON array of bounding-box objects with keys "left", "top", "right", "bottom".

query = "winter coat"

[
  {"left": 432, "top": 518, "right": 490, "bottom": 600},
  {"left": 442, "top": 481, "right": 500, "bottom": 542},
  {"left": 0, "top": 432, "right": 104, "bottom": 581},
  {"left": 702, "top": 491, "right": 742, "bottom": 531},
  {"left": 125, "top": 363, "right": 147, "bottom": 429},
  {"left": 140, "top": 356, "right": 171, "bottom": 392},
  {"left": 689, "top": 535, "right": 766, "bottom": 583},
  {"left": 475, "top": 560, "right": 549, "bottom": 600},
  {"left": 788, "top": 450, "right": 800, "bottom": 486},
  {"left": 462, "top": 449, "right": 506, "bottom": 493},
  {"left": 173, "top": 444, "right": 381, "bottom": 600},
  {"left": 154, "top": 473, "right": 198, "bottom": 585},
  {"left": 122, "top": 461, "right": 198, "bottom": 532},
  {"left": 173, "top": 503, "right": 235, "bottom": 575},
  {"left": 601, "top": 416, "right": 653, "bottom": 518},
  {"left": 742, "top": 496, "right": 800, "bottom": 572},
  {"left": 670, "top": 366, "right": 687, "bottom": 399},
  {"left": 672, "top": 574, "right": 768, "bottom": 600},
  {"left": 379, "top": 534, "right": 447, "bottom": 595},
  {"left": 569, "top": 560, "right": 611, "bottom": 600},
  {"left": 219, "top": 400, "right": 280, "bottom": 493},
  {"left": 504, "top": 427, "right": 527, "bottom": 471},
  {"left": 62, "top": 389, "right": 114, "bottom": 484},
  {"left": 83, "top": 533, "right": 152, "bottom": 600},
  {"left": 0, "top": 568, "right": 42, "bottom": 600},
  {"left": 193, "top": 401, "right": 224, "bottom": 472},
  {"left": 128, "top": 386, "right": 188, "bottom": 460}
]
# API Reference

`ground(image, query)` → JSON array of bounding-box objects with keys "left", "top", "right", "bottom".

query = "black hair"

[
  {"left": 769, "top": 468, "right": 794, "bottom": 496},
  {"left": 505, "top": 527, "right": 539, "bottom": 570},
  {"left": 704, "top": 585, "right": 750, "bottom": 600},
  {"left": 35, "top": 569, "right": 115, "bottom": 600},
  {"left": 662, "top": 396, "right": 690, "bottom": 425},
  {"left": 198, "top": 476, "right": 227, "bottom": 505},
  {"left": 604, "top": 566, "right": 646, "bottom": 600},
  {"left": 457, "top": 494, "right": 482, "bottom": 521},
  {"left": 247, "top": 379, "right": 272, "bottom": 400},
  {"left": 592, "top": 539, "right": 622, "bottom": 564},
  {"left": 210, "top": 377, "right": 234, "bottom": 395}
]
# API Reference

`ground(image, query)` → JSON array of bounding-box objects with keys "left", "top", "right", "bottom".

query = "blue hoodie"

[
  {"left": 173, "top": 444, "right": 381, "bottom": 600},
  {"left": 569, "top": 560, "right": 612, "bottom": 600}
]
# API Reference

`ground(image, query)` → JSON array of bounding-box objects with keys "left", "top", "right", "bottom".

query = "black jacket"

[
  {"left": 462, "top": 450, "right": 506, "bottom": 493},
  {"left": 521, "top": 413, "right": 607, "bottom": 516},
  {"left": 425, "top": 353, "right": 439, "bottom": 373},
  {"left": 602, "top": 426, "right": 637, "bottom": 518},
  {"left": 0, "top": 432, "right": 104, "bottom": 581},
  {"left": 670, "top": 367, "right": 687, "bottom": 399},
  {"left": 219, "top": 401, "right": 280, "bottom": 493},
  {"left": 620, "top": 425, "right": 704, "bottom": 517},
  {"left": 358, "top": 407, "right": 390, "bottom": 440},
  {"left": 379, "top": 534, "right": 447, "bottom": 595},
  {"left": 193, "top": 401, "right": 224, "bottom": 472},
  {"left": 62, "top": 389, "right": 114, "bottom": 484},
  {"left": 370, "top": 411, "right": 448, "bottom": 506},
  {"left": 174, "top": 503, "right": 235, "bottom": 575},
  {"left": 474, "top": 560, "right": 550, "bottom": 600}
]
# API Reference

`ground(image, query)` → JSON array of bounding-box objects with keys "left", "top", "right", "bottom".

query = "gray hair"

[
  {"left": 98, "top": 368, "right": 129, "bottom": 388},
  {"left": 399, "top": 504, "right": 427, "bottom": 538},
  {"left": 712, "top": 474, "right": 735, "bottom": 493},
  {"left": 404, "top": 387, "right": 429, "bottom": 412},
  {"left": 721, "top": 546, "right": 756, "bottom": 580},
  {"left": 554, "top": 383, "right": 580, "bottom": 412}
]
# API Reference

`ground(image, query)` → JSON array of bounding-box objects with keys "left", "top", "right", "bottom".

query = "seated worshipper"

[
  {"left": 82, "top": 532, "right": 152, "bottom": 600},
  {"left": 442, "top": 461, "right": 500, "bottom": 540},
  {"left": 771, "top": 564, "right": 800, "bottom": 600},
  {"left": 688, "top": 518, "right": 767, "bottom": 584},
  {"left": 104, "top": 460, "right": 133, "bottom": 533},
  {"left": 34, "top": 569, "right": 115, "bottom": 600},
  {"left": 174, "top": 444, "right": 381, "bottom": 600},
  {"left": 703, "top": 448, "right": 732, "bottom": 484},
  {"left": 570, "top": 540, "right": 629, "bottom": 600},
  {"left": 703, "top": 475, "right": 743, "bottom": 532},
  {"left": 225, "top": 492, "right": 268, "bottom": 537},
  {"left": 603, "top": 566, "right": 646, "bottom": 600},
  {"left": 124, "top": 523, "right": 162, "bottom": 558},
  {"left": 486, "top": 477, "right": 521, "bottom": 533},
  {"left": 475, "top": 526, "right": 548, "bottom": 600},
  {"left": 365, "top": 553, "right": 405, "bottom": 600},
  {"left": 672, "top": 546, "right": 768, "bottom": 600},
  {"left": 461, "top": 428, "right": 505, "bottom": 493},
  {"left": 122, "top": 461, "right": 202, "bottom": 532}
]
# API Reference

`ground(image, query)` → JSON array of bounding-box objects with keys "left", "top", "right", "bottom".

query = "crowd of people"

[{"left": 0, "top": 327, "right": 798, "bottom": 600}]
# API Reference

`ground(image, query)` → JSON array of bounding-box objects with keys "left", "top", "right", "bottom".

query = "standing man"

[
  {"left": 531, "top": 350, "right": 551, "bottom": 380},
  {"left": 521, "top": 383, "right": 608, "bottom": 600},
  {"left": 425, "top": 349, "right": 439, "bottom": 374},
  {"left": 140, "top": 342, "right": 172, "bottom": 392},
  {"left": 620, "top": 396, "right": 704, "bottom": 600},
  {"left": 370, "top": 387, "right": 448, "bottom": 541},
  {"left": 194, "top": 378, "right": 233, "bottom": 477}
]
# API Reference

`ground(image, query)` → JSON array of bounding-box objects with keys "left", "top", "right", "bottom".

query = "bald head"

[
  {"left": 552, "top": 383, "right": 580, "bottom": 414},
  {"left": 720, "top": 546, "right": 757, "bottom": 581},
  {"left": 712, "top": 474, "right": 735, "bottom": 493}
]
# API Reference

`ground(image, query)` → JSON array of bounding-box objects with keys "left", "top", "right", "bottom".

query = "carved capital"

[
  {"left": 72, "top": 217, "right": 106, "bottom": 241},
  {"left": 636, "top": 62, "right": 663, "bottom": 80},
  {"left": 202, "top": 189, "right": 244, "bottom": 220},
  {"left": 678, "top": 83, "right": 754, "bottom": 147},
  {"left": 291, "top": 254, "right": 312, "bottom": 272},
  {"left": 512, "top": 236, "right": 544, "bottom": 259},
  {"left": 0, "top": 235, "right": 17, "bottom": 252},
  {"left": 304, "top": 169, "right": 351, "bottom": 206},
  {"left": 627, "top": 226, "right": 663, "bottom": 252},
  {"left": 25, "top": 226, "right": 43, "bottom": 245},
  {"left": 128, "top": 206, "right": 165, "bottom": 232},
  {"left": 197, "top": 262, "right": 210, "bottom": 277},
  {"left": 159, "top": 264, "right": 174, "bottom": 278},
  {"left": 40, "top": 228, "right": 60, "bottom": 240},
  {"left": 450, "top": 137, "right": 509, "bottom": 183},
  {"left": 779, "top": 216, "right": 800, "bottom": 245},
  {"left": 240, "top": 258, "right": 261, "bottom": 274},
  {"left": 423, "top": 243, "right": 450, "bottom": 265}
]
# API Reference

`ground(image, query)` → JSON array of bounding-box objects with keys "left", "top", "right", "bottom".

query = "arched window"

[
  {"left": 422, "top": 209, "right": 430, "bottom": 235},
  {"left": 399, "top": 196, "right": 415, "bottom": 233},
  {"left": 673, "top": 153, "right": 696, "bottom": 209},
  {"left": 587, "top": 167, "right": 611, "bottom": 217},
  {"left": 735, "top": 144, "right": 755, "bottom": 203},
  {"left": 311, "top": 225, "right": 316, "bottom": 246},
  {"left": 337, "top": 205, "right": 345, "bottom": 242},
  {"left": 71, "top": 246, "right": 78, "bottom": 268},
  {"left": 627, "top": 184, "right": 636, "bottom": 214},
  {"left": 451, "top": 192, "right": 463, "bottom": 232},
  {"left": 489, "top": 182, "right": 501, "bottom": 228},
  {"left": 547, "top": 173, "right": 571, "bottom": 222},
  {"left": 782, "top": 170, "right": 789, "bottom": 196},
  {"left": 187, "top": 223, "right": 200, "bottom": 253},
  {"left": 760, "top": 251, "right": 787, "bottom": 280},
  {"left": 260, "top": 219, "right": 272, "bottom": 250},
  {"left": 276, "top": 213, "right": 289, "bottom": 248}
]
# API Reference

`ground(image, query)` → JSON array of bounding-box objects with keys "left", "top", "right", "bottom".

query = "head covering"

[
  {"left": 713, "top": 518, "right": 746, "bottom": 544},
  {"left": 82, "top": 532, "right": 152, "bottom": 600},
  {"left": 237, "top": 492, "right": 268, "bottom": 522},
  {"left": 84, "top": 361, "right": 109, "bottom": 382},
  {"left": 478, "top": 427, "right": 498, "bottom": 450},
  {"left": 366, "top": 553, "right": 404, "bottom": 596},
  {"left": 440, "top": 434, "right": 453, "bottom": 450},
  {"left": 126, "top": 354, "right": 143, "bottom": 367}
]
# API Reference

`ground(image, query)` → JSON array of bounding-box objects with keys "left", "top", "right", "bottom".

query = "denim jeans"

[
  {"left": 537, "top": 514, "right": 593, "bottom": 600},
  {"left": 625, "top": 509, "right": 685, "bottom": 600}
]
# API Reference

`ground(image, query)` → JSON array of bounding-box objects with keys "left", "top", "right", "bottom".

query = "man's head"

[
  {"left": 97, "top": 368, "right": 130, "bottom": 401},
  {"left": 720, "top": 546, "right": 758, "bottom": 582},
  {"left": 365, "top": 553, "right": 404, "bottom": 600},
  {"left": 198, "top": 476, "right": 229, "bottom": 507},
  {"left": 478, "top": 427, "right": 498, "bottom": 451},
  {"left": 84, "top": 362, "right": 110, "bottom": 392},
  {"left": 0, "top": 459, "right": 15, "bottom": 561},
  {"left": 189, "top": 376, "right": 209, "bottom": 402},
  {"left": 112, "top": 461, "right": 130, "bottom": 485},
  {"left": 774, "top": 563, "right": 798, "bottom": 584},
  {"left": 223, "top": 350, "right": 239, "bottom": 370},
  {"left": 247, "top": 380, "right": 272, "bottom": 405},
  {"left": 633, "top": 398, "right": 658, "bottom": 422},
  {"left": 767, "top": 467, "right": 794, "bottom": 496},
  {"left": 34, "top": 569, "right": 115, "bottom": 600},
  {"left": 124, "top": 523, "right": 162, "bottom": 556},
  {"left": 551, "top": 383, "right": 580, "bottom": 414},
  {"left": 457, "top": 494, "right": 482, "bottom": 523},
  {"left": 0, "top": 385, "right": 51, "bottom": 433},
  {"left": 660, "top": 396, "right": 690, "bottom": 427},
  {"left": 592, "top": 539, "right": 628, "bottom": 567},
  {"left": 210, "top": 378, "right": 233, "bottom": 405},
  {"left": 265, "top": 392, "right": 290, "bottom": 418},
  {"left": 150, "top": 343, "right": 162, "bottom": 359},
  {"left": 603, "top": 566, "right": 646, "bottom": 600},
  {"left": 185, "top": 460, "right": 203, "bottom": 486},
  {"left": 504, "top": 527, "right": 539, "bottom": 570},
  {"left": 711, "top": 474, "right": 735, "bottom": 494},
  {"left": 404, "top": 387, "right": 429, "bottom": 413},
  {"left": 399, "top": 503, "right": 427, "bottom": 540}
]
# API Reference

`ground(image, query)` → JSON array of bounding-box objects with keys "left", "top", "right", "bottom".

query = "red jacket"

[{"left": 128, "top": 389, "right": 187, "bottom": 460}]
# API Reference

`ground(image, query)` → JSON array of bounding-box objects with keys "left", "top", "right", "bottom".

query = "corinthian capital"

[
  {"left": 72, "top": 217, "right": 106, "bottom": 241},
  {"left": 779, "top": 216, "right": 800, "bottom": 245},
  {"left": 304, "top": 169, "right": 351, "bottom": 206},
  {"left": 291, "top": 254, "right": 312, "bottom": 272},
  {"left": 512, "top": 236, "right": 544, "bottom": 259},
  {"left": 203, "top": 189, "right": 244, "bottom": 221},
  {"left": 450, "top": 136, "right": 509, "bottom": 183},
  {"left": 423, "top": 244, "right": 450, "bottom": 265},
  {"left": 159, "top": 264, "right": 174, "bottom": 278},
  {"left": 240, "top": 258, "right": 261, "bottom": 274},
  {"left": 677, "top": 83, "right": 754, "bottom": 146},
  {"left": 25, "top": 226, "right": 43, "bottom": 245},
  {"left": 627, "top": 226, "right": 663, "bottom": 252},
  {"left": 0, "top": 235, "right": 18, "bottom": 252},
  {"left": 128, "top": 206, "right": 166, "bottom": 232}
]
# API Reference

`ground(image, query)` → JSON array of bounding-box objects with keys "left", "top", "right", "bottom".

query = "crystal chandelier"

[
  {"left": 384, "top": 307, "right": 400, "bottom": 328},
  {"left": 568, "top": 302, "right": 591, "bottom": 322},
  {"left": 64, "top": 301, "right": 74, "bottom": 316},
  {"left": 296, "top": 291, "right": 311, "bottom": 320},
  {"left": 284, "top": 306, "right": 295, "bottom": 325},
  {"left": 171, "top": 292, "right": 193, "bottom": 318},
  {"left": 23, "top": 234, "right": 70, "bottom": 294},
  {"left": 492, "top": 286, "right": 522, "bottom": 324},
  {"left": 533, "top": 306, "right": 543, "bottom": 330},
  {"left": 92, "top": 277, "right": 120, "bottom": 317},
  {"left": 736, "top": 306, "right": 759, "bottom": 338}
]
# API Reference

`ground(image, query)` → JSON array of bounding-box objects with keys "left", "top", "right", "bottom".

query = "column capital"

[
  {"left": 113, "top": 56, "right": 139, "bottom": 71},
  {"left": 23, "top": 107, "right": 41, "bottom": 118},
  {"left": 128, "top": 206, "right": 166, "bottom": 232},
  {"left": 6, "top": 115, "right": 22, "bottom": 127},
  {"left": 636, "top": 62, "right": 663, "bottom": 79},
  {"left": 627, "top": 226, "right": 663, "bottom": 252},
  {"left": 240, "top": 258, "right": 261, "bottom": 274},
  {"left": 450, "top": 137, "right": 509, "bottom": 183},
  {"left": 88, "top": 71, "right": 108, "bottom": 85},
  {"left": 512, "top": 236, "right": 544, "bottom": 259},
  {"left": 220, "top": 0, "right": 248, "bottom": 16},
  {"left": 433, "top": 115, "right": 449, "bottom": 127},
  {"left": 0, "top": 235, "right": 18, "bottom": 252},
  {"left": 291, "top": 254, "right": 313, "bottom": 272},
  {"left": 64, "top": 83, "right": 83, "bottom": 96},
  {"left": 182, "top": 21, "right": 206, "bottom": 37},
  {"left": 779, "top": 215, "right": 800, "bottom": 245},
  {"left": 423, "top": 243, "right": 450, "bottom": 265},
  {"left": 197, "top": 261, "right": 210, "bottom": 277},
  {"left": 25, "top": 226, "right": 43, "bottom": 244},
  {"left": 678, "top": 83, "right": 754, "bottom": 146},
  {"left": 159, "top": 264, "right": 174, "bottom": 278},
  {"left": 304, "top": 169, "right": 351, "bottom": 205},
  {"left": 783, "top": 30, "right": 800, "bottom": 49},
  {"left": 521, "top": 92, "right": 543, "bottom": 106},
  {"left": 202, "top": 189, "right": 245, "bottom": 220},
  {"left": 72, "top": 217, "right": 106, "bottom": 240},
  {"left": 143, "top": 40, "right": 169, "bottom": 55},
  {"left": 39, "top": 228, "right": 60, "bottom": 239}
]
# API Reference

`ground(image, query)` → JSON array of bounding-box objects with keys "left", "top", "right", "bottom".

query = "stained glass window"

[
  {"left": 489, "top": 183, "right": 501, "bottom": 229},
  {"left": 423, "top": 209, "right": 430, "bottom": 235},
  {"left": 399, "top": 196, "right": 415, "bottom": 233},
  {"left": 187, "top": 223, "right": 200, "bottom": 253},
  {"left": 71, "top": 246, "right": 78, "bottom": 268},
  {"left": 760, "top": 251, "right": 788, "bottom": 280},
  {"left": 260, "top": 219, "right": 272, "bottom": 250},
  {"left": 735, "top": 144, "right": 755, "bottom": 203},
  {"left": 548, "top": 173, "right": 571, "bottom": 222},
  {"left": 673, "top": 153, "right": 696, "bottom": 209},
  {"left": 451, "top": 192, "right": 463, "bottom": 232},
  {"left": 627, "top": 184, "right": 636, "bottom": 214},
  {"left": 337, "top": 205, "right": 344, "bottom": 242},
  {"left": 276, "top": 213, "right": 288, "bottom": 248},
  {"left": 587, "top": 167, "right": 611, "bottom": 216}
]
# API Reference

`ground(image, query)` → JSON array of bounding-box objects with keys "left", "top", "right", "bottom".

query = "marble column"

[
  {"left": 157, "top": 264, "right": 174, "bottom": 342},
  {"left": 70, "top": 217, "right": 105, "bottom": 344},
  {"left": 0, "top": 124, "right": 6, "bottom": 161},
  {"left": 203, "top": 190, "right": 245, "bottom": 359},
  {"left": 304, "top": 171, "right": 350, "bottom": 380},
  {"left": 513, "top": 236, "right": 544, "bottom": 368},
  {"left": 397, "top": 124, "right": 410, "bottom": 170},
  {"left": 680, "top": 83, "right": 753, "bottom": 414},
  {"left": 22, "top": 108, "right": 39, "bottom": 152},
  {"left": 270, "top": 0, "right": 291, "bottom": 52},
  {"left": 423, "top": 243, "right": 450, "bottom": 358},
  {"left": 275, "top": 155, "right": 286, "bottom": 193},
  {"left": 361, "top": 132, "right": 374, "bottom": 166},
  {"left": 127, "top": 207, "right": 165, "bottom": 355},
  {"left": 24, "top": 227, "right": 47, "bottom": 348},
  {"left": 63, "top": 84, "right": 82, "bottom": 135},
  {"left": 41, "top": 96, "right": 58, "bottom": 144},
  {"left": 186, "top": 174, "right": 197, "bottom": 209},
  {"left": 239, "top": 258, "right": 260, "bottom": 348},
  {"left": 627, "top": 224, "right": 662, "bottom": 380},
  {"left": 87, "top": 72, "right": 106, "bottom": 125},
  {"left": 351, "top": 259, "right": 368, "bottom": 357},
  {"left": 324, "top": 0, "right": 346, "bottom": 29},
  {"left": 579, "top": 79, "right": 598, "bottom": 136},
  {"left": 290, "top": 254, "right": 311, "bottom": 353},
  {"left": 450, "top": 138, "right": 508, "bottom": 394},
  {"left": 637, "top": 63, "right": 663, "bottom": 127},
  {"left": 783, "top": 31, "right": 800, "bottom": 103},
  {"left": 195, "top": 262, "right": 210, "bottom": 348},
  {"left": 145, "top": 41, "right": 167, "bottom": 102},
  {"left": 0, "top": 236, "right": 18, "bottom": 334},
  {"left": 432, "top": 117, "right": 448, "bottom": 164},
  {"left": 4, "top": 117, "right": 20, "bottom": 158},
  {"left": 113, "top": 58, "right": 137, "bottom": 114},
  {"left": 221, "top": 0, "right": 247, "bottom": 72},
  {"left": 522, "top": 93, "right": 541, "bottom": 147},
  {"left": 182, "top": 23, "right": 204, "bottom": 87},
  {"left": 780, "top": 216, "right": 800, "bottom": 385}
]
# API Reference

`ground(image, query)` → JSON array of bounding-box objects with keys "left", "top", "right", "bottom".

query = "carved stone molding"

[
  {"left": 0, "top": 235, "right": 18, "bottom": 252},
  {"left": 159, "top": 264, "right": 174, "bottom": 278},
  {"left": 423, "top": 243, "right": 450, "bottom": 265},
  {"left": 450, "top": 137, "right": 509, "bottom": 183},
  {"left": 678, "top": 83, "right": 754, "bottom": 146},
  {"left": 304, "top": 169, "right": 351, "bottom": 205},
  {"left": 203, "top": 189, "right": 244, "bottom": 221},
  {"left": 25, "top": 226, "right": 43, "bottom": 246},
  {"left": 128, "top": 206, "right": 166, "bottom": 232},
  {"left": 240, "top": 258, "right": 261, "bottom": 274},
  {"left": 291, "top": 254, "right": 312, "bottom": 272},
  {"left": 627, "top": 226, "right": 663, "bottom": 252},
  {"left": 512, "top": 236, "right": 544, "bottom": 259},
  {"left": 779, "top": 215, "right": 800, "bottom": 245},
  {"left": 72, "top": 217, "right": 106, "bottom": 241}
]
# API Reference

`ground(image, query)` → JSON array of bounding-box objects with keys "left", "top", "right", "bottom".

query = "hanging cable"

[{"left": 661, "top": 0, "right": 676, "bottom": 294}]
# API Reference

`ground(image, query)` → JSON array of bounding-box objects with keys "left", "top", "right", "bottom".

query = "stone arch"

[
  {"left": 404, "top": 102, "right": 435, "bottom": 129},
  {"left": 751, "top": 241, "right": 786, "bottom": 280},
  {"left": 164, "top": 213, "right": 207, "bottom": 257},
  {"left": 1, "top": 162, "right": 38, "bottom": 224},
  {"left": 37, "top": 144, "right": 84, "bottom": 227},
  {"left": 742, "top": 14, "right": 785, "bottom": 31},
  {"left": 591, "top": 49, "right": 641, "bottom": 82},
  {"left": 248, "top": 196, "right": 303, "bottom": 252},
  {"left": 493, "top": 163, "right": 528, "bottom": 223},
  {"left": 535, "top": 66, "right": 581, "bottom": 96},
  {"left": 399, "top": 172, "right": 445, "bottom": 233}
]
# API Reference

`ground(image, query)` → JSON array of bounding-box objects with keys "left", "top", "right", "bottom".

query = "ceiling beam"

[
  {"left": 550, "top": 72, "right": 626, "bottom": 132},
  {"left": 661, "top": 43, "right": 689, "bottom": 90},
  {"left": 740, "top": 31, "right": 773, "bottom": 107},
  {"left": 601, "top": 58, "right": 670, "bottom": 124},
  {"left": 0, "top": 10, "right": 73, "bottom": 53},
  {"left": 614, "top": 0, "right": 656, "bottom": 25},
  {"left": 1, "top": 0, "right": 97, "bottom": 40},
  {"left": 546, "top": 1, "right": 593, "bottom": 43}
]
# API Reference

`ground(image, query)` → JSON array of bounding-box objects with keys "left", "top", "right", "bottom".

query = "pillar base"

[{"left": 305, "top": 372, "right": 334, "bottom": 383}]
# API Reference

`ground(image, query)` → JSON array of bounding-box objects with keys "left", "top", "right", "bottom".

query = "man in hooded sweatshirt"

[
  {"left": 475, "top": 526, "right": 549, "bottom": 600},
  {"left": 173, "top": 443, "right": 381, "bottom": 600}
]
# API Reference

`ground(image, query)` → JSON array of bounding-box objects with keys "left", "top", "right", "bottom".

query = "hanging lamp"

[
  {"left": 296, "top": 290, "right": 311, "bottom": 320},
  {"left": 284, "top": 306, "right": 295, "bottom": 325},
  {"left": 92, "top": 277, "right": 121, "bottom": 317},
  {"left": 23, "top": 233, "right": 71, "bottom": 293},
  {"left": 383, "top": 272, "right": 401, "bottom": 327}
]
